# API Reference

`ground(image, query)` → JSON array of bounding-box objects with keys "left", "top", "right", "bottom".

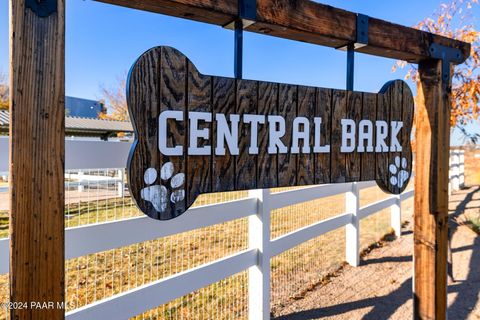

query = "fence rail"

[{"left": 0, "top": 139, "right": 465, "bottom": 318}]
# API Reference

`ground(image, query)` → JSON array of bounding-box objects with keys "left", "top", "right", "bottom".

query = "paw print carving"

[
  {"left": 389, "top": 156, "right": 409, "bottom": 188},
  {"left": 140, "top": 162, "right": 185, "bottom": 213}
]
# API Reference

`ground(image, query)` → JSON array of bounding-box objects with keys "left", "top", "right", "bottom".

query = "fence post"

[
  {"left": 78, "top": 170, "right": 85, "bottom": 192},
  {"left": 451, "top": 151, "right": 460, "bottom": 191},
  {"left": 346, "top": 182, "right": 360, "bottom": 267},
  {"left": 248, "top": 189, "right": 271, "bottom": 320},
  {"left": 414, "top": 58, "right": 450, "bottom": 319},
  {"left": 10, "top": 0, "right": 65, "bottom": 317},
  {"left": 391, "top": 194, "right": 402, "bottom": 238},
  {"left": 459, "top": 150, "right": 465, "bottom": 188},
  {"left": 117, "top": 169, "right": 125, "bottom": 197}
]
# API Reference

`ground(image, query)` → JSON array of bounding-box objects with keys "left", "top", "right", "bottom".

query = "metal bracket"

[
  {"left": 223, "top": 0, "right": 257, "bottom": 30},
  {"left": 336, "top": 14, "right": 369, "bottom": 90},
  {"left": 223, "top": 0, "right": 257, "bottom": 78},
  {"left": 26, "top": 0, "right": 57, "bottom": 18},
  {"left": 337, "top": 14, "right": 369, "bottom": 51},
  {"left": 428, "top": 43, "right": 463, "bottom": 82}
]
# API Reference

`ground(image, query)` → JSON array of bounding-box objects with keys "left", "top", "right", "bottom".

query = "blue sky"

[{"left": 0, "top": 0, "right": 479, "bottom": 145}]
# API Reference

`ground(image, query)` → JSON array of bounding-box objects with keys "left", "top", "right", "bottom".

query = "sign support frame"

[{"left": 8, "top": 1, "right": 471, "bottom": 319}]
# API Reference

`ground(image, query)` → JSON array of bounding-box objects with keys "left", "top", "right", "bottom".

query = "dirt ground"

[
  {"left": 274, "top": 186, "right": 480, "bottom": 320},
  {"left": 464, "top": 149, "right": 480, "bottom": 186}
]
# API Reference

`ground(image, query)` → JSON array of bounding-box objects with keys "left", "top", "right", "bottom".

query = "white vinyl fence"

[
  {"left": 0, "top": 137, "right": 465, "bottom": 319},
  {"left": 449, "top": 149, "right": 465, "bottom": 193}
]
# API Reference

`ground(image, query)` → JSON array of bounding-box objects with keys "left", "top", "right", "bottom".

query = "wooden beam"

[
  {"left": 9, "top": 1, "right": 65, "bottom": 319},
  {"left": 414, "top": 59, "right": 450, "bottom": 319},
  {"left": 95, "top": 0, "right": 470, "bottom": 63}
]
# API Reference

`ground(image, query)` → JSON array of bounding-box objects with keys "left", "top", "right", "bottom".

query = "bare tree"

[{"left": 99, "top": 73, "right": 129, "bottom": 121}]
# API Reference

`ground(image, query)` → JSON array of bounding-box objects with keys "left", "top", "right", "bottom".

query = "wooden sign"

[{"left": 127, "top": 46, "right": 414, "bottom": 220}]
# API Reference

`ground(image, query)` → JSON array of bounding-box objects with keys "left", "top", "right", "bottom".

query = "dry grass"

[{"left": 0, "top": 185, "right": 412, "bottom": 320}]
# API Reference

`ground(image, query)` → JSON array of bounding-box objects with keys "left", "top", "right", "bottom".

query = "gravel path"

[{"left": 274, "top": 186, "right": 480, "bottom": 320}]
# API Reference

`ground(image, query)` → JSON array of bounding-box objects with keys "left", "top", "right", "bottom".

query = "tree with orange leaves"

[
  {"left": 98, "top": 73, "right": 129, "bottom": 122},
  {"left": 393, "top": 0, "right": 480, "bottom": 143}
]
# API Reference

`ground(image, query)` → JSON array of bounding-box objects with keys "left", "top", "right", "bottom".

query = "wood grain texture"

[
  {"left": 361, "top": 92, "right": 376, "bottom": 180},
  {"left": 257, "top": 82, "right": 278, "bottom": 188},
  {"left": 236, "top": 80, "right": 258, "bottom": 190},
  {"left": 297, "top": 86, "right": 316, "bottom": 186},
  {"left": 212, "top": 77, "right": 236, "bottom": 192},
  {"left": 376, "top": 81, "right": 392, "bottom": 194},
  {"left": 160, "top": 47, "right": 187, "bottom": 218},
  {"left": 414, "top": 59, "right": 450, "bottom": 320},
  {"left": 186, "top": 60, "right": 212, "bottom": 208},
  {"left": 315, "top": 88, "right": 332, "bottom": 184},
  {"left": 127, "top": 47, "right": 414, "bottom": 220},
  {"left": 330, "top": 89, "right": 347, "bottom": 183},
  {"left": 401, "top": 81, "right": 414, "bottom": 190},
  {"left": 389, "top": 81, "right": 403, "bottom": 195},
  {"left": 375, "top": 85, "right": 388, "bottom": 190},
  {"left": 10, "top": 1, "right": 65, "bottom": 318},
  {"left": 127, "top": 48, "right": 162, "bottom": 219},
  {"left": 345, "top": 91, "right": 362, "bottom": 182},
  {"left": 277, "top": 84, "right": 297, "bottom": 186},
  {"left": 96, "top": 0, "right": 470, "bottom": 63}
]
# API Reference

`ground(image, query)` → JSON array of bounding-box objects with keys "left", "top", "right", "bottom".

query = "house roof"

[
  {"left": 0, "top": 110, "right": 133, "bottom": 136},
  {"left": 65, "top": 116, "right": 133, "bottom": 133},
  {"left": 66, "top": 96, "right": 105, "bottom": 118}
]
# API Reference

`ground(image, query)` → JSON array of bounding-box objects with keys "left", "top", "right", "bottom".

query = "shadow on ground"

[
  {"left": 275, "top": 186, "right": 480, "bottom": 319},
  {"left": 447, "top": 186, "right": 480, "bottom": 319}
]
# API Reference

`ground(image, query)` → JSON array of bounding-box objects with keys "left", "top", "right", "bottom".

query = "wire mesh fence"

[
  {"left": 0, "top": 167, "right": 415, "bottom": 320},
  {"left": 64, "top": 169, "right": 250, "bottom": 317},
  {"left": 135, "top": 271, "right": 248, "bottom": 320}
]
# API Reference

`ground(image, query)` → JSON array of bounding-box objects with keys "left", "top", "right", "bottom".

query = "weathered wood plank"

[
  {"left": 277, "top": 84, "right": 297, "bottom": 186},
  {"left": 127, "top": 48, "right": 162, "bottom": 219},
  {"left": 10, "top": 1, "right": 65, "bottom": 318},
  {"left": 414, "top": 59, "right": 449, "bottom": 320},
  {"left": 159, "top": 47, "right": 187, "bottom": 218},
  {"left": 236, "top": 79, "right": 258, "bottom": 190},
  {"left": 389, "top": 81, "right": 403, "bottom": 194},
  {"left": 401, "top": 82, "right": 414, "bottom": 187},
  {"left": 212, "top": 77, "right": 236, "bottom": 192},
  {"left": 360, "top": 92, "right": 376, "bottom": 181},
  {"left": 315, "top": 88, "right": 332, "bottom": 184},
  {"left": 186, "top": 60, "right": 212, "bottom": 207},
  {"left": 257, "top": 82, "right": 278, "bottom": 188},
  {"left": 345, "top": 91, "right": 362, "bottom": 182},
  {"left": 96, "top": 0, "right": 470, "bottom": 63},
  {"left": 330, "top": 90, "right": 347, "bottom": 183},
  {"left": 376, "top": 81, "right": 392, "bottom": 193},
  {"left": 297, "top": 86, "right": 316, "bottom": 186}
]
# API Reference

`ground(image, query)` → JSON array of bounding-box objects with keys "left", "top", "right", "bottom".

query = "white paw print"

[
  {"left": 389, "top": 156, "right": 409, "bottom": 188},
  {"left": 140, "top": 162, "right": 185, "bottom": 213}
]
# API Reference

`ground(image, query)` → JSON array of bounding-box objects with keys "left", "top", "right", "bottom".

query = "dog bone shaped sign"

[{"left": 127, "top": 46, "right": 414, "bottom": 220}]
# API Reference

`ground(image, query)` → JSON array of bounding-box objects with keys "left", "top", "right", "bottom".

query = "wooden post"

[
  {"left": 414, "top": 59, "right": 450, "bottom": 320},
  {"left": 10, "top": 1, "right": 65, "bottom": 319}
]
